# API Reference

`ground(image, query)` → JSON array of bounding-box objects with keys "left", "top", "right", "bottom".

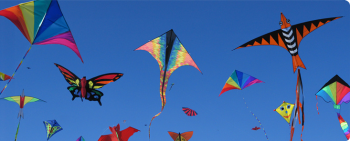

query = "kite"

[
  {"left": 76, "top": 136, "right": 85, "bottom": 141},
  {"left": 55, "top": 63, "right": 123, "bottom": 106},
  {"left": 0, "top": 0, "right": 84, "bottom": 96},
  {"left": 44, "top": 120, "right": 62, "bottom": 141},
  {"left": 169, "top": 83, "right": 175, "bottom": 91},
  {"left": 316, "top": 75, "right": 350, "bottom": 140},
  {"left": 27, "top": 67, "right": 31, "bottom": 69},
  {"left": 274, "top": 101, "right": 295, "bottom": 124},
  {"left": 0, "top": 90, "right": 45, "bottom": 141},
  {"left": 182, "top": 107, "right": 198, "bottom": 116},
  {"left": 123, "top": 120, "right": 126, "bottom": 123},
  {"left": 168, "top": 131, "right": 193, "bottom": 141},
  {"left": 0, "top": 89, "right": 45, "bottom": 119},
  {"left": 134, "top": 29, "right": 201, "bottom": 139},
  {"left": 252, "top": 126, "right": 261, "bottom": 130},
  {"left": 0, "top": 72, "right": 12, "bottom": 81},
  {"left": 98, "top": 124, "right": 140, "bottom": 141},
  {"left": 219, "top": 70, "right": 268, "bottom": 140},
  {"left": 234, "top": 13, "right": 341, "bottom": 73}
]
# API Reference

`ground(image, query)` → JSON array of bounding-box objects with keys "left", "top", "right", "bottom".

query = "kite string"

[
  {"left": 0, "top": 45, "right": 32, "bottom": 96},
  {"left": 243, "top": 96, "right": 269, "bottom": 140}
]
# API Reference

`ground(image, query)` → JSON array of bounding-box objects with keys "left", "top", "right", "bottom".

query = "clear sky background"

[{"left": 1, "top": 0, "right": 350, "bottom": 141}]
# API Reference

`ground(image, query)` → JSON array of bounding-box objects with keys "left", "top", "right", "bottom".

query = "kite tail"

[
  {"left": 149, "top": 108, "right": 164, "bottom": 140},
  {"left": 0, "top": 45, "right": 32, "bottom": 96},
  {"left": 18, "top": 108, "right": 24, "bottom": 119},
  {"left": 316, "top": 96, "right": 319, "bottom": 114},
  {"left": 14, "top": 118, "right": 21, "bottom": 141},
  {"left": 292, "top": 54, "right": 306, "bottom": 73},
  {"left": 243, "top": 97, "right": 268, "bottom": 140},
  {"left": 337, "top": 113, "right": 350, "bottom": 140}
]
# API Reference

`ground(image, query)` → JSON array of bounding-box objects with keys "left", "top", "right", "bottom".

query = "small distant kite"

[
  {"left": 234, "top": 13, "right": 342, "bottom": 73},
  {"left": 169, "top": 83, "right": 175, "bottom": 91},
  {"left": 76, "top": 136, "right": 85, "bottom": 141},
  {"left": 123, "top": 120, "right": 126, "bottom": 123},
  {"left": 168, "top": 131, "right": 193, "bottom": 141},
  {"left": 0, "top": 72, "right": 12, "bottom": 81},
  {"left": 44, "top": 120, "right": 62, "bottom": 141},
  {"left": 98, "top": 124, "right": 139, "bottom": 141},
  {"left": 252, "top": 126, "right": 261, "bottom": 130},
  {"left": 55, "top": 63, "right": 123, "bottom": 106},
  {"left": 182, "top": 107, "right": 198, "bottom": 116},
  {"left": 27, "top": 67, "right": 31, "bottom": 69},
  {"left": 316, "top": 75, "right": 350, "bottom": 140}
]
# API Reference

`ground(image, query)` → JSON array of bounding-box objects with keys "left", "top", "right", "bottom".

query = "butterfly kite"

[
  {"left": 252, "top": 126, "right": 261, "bottom": 130},
  {"left": 55, "top": 63, "right": 123, "bottom": 106},
  {"left": 98, "top": 124, "right": 140, "bottom": 141},
  {"left": 44, "top": 120, "right": 62, "bottom": 141},
  {"left": 234, "top": 13, "right": 341, "bottom": 73},
  {"left": 135, "top": 29, "right": 201, "bottom": 139},
  {"left": 76, "top": 136, "right": 85, "bottom": 141},
  {"left": 1, "top": 89, "right": 45, "bottom": 141},
  {"left": 168, "top": 131, "right": 193, "bottom": 141},
  {"left": 0, "top": 0, "right": 83, "bottom": 95},
  {"left": 219, "top": 70, "right": 268, "bottom": 140},
  {"left": 182, "top": 107, "right": 198, "bottom": 116},
  {"left": 0, "top": 72, "right": 12, "bottom": 81},
  {"left": 316, "top": 75, "right": 350, "bottom": 140}
]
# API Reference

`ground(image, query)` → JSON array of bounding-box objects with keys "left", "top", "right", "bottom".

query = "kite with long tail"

[
  {"left": 0, "top": 0, "right": 84, "bottom": 96},
  {"left": 316, "top": 75, "right": 350, "bottom": 140},
  {"left": 135, "top": 29, "right": 201, "bottom": 140},
  {"left": 219, "top": 70, "right": 268, "bottom": 140},
  {"left": 0, "top": 90, "right": 45, "bottom": 141}
]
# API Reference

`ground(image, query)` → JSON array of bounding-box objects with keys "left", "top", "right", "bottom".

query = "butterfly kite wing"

[
  {"left": 168, "top": 131, "right": 193, "bottom": 141},
  {"left": 291, "top": 16, "right": 342, "bottom": 47},
  {"left": 0, "top": 0, "right": 83, "bottom": 62},
  {"left": 55, "top": 63, "right": 81, "bottom": 86},
  {"left": 87, "top": 73, "right": 123, "bottom": 90},
  {"left": 219, "top": 70, "right": 263, "bottom": 96},
  {"left": 182, "top": 107, "right": 198, "bottom": 116}
]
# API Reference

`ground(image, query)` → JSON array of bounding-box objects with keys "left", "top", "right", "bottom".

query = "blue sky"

[{"left": 1, "top": 1, "right": 350, "bottom": 141}]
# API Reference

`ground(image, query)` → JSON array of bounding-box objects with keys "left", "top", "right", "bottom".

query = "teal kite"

[{"left": 44, "top": 119, "right": 62, "bottom": 141}]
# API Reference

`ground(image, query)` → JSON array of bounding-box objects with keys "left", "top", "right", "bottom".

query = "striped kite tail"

[
  {"left": 243, "top": 97, "right": 269, "bottom": 140},
  {"left": 337, "top": 113, "right": 350, "bottom": 140},
  {"left": 0, "top": 45, "right": 32, "bottom": 96},
  {"left": 15, "top": 118, "right": 21, "bottom": 141},
  {"left": 149, "top": 107, "right": 164, "bottom": 140}
]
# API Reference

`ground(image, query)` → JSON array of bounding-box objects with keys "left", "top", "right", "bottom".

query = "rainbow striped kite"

[
  {"left": 0, "top": 72, "right": 12, "bottom": 81},
  {"left": 0, "top": 0, "right": 83, "bottom": 95}
]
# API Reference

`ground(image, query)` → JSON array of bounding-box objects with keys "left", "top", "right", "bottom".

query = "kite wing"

[
  {"left": 135, "top": 29, "right": 201, "bottom": 139},
  {"left": 44, "top": 120, "right": 62, "bottom": 141},
  {"left": 119, "top": 126, "right": 140, "bottom": 141},
  {"left": 219, "top": 70, "right": 263, "bottom": 96},
  {"left": 182, "top": 107, "right": 198, "bottom": 116},
  {"left": 0, "top": 0, "right": 83, "bottom": 62},
  {"left": 76, "top": 136, "right": 85, "bottom": 141},
  {"left": 235, "top": 29, "right": 286, "bottom": 50},
  {"left": 55, "top": 63, "right": 80, "bottom": 86},
  {"left": 87, "top": 73, "right": 123, "bottom": 90},
  {"left": 274, "top": 101, "right": 294, "bottom": 124},
  {"left": 0, "top": 72, "right": 11, "bottom": 81},
  {"left": 1, "top": 96, "right": 45, "bottom": 107},
  {"left": 291, "top": 17, "right": 342, "bottom": 47}
]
